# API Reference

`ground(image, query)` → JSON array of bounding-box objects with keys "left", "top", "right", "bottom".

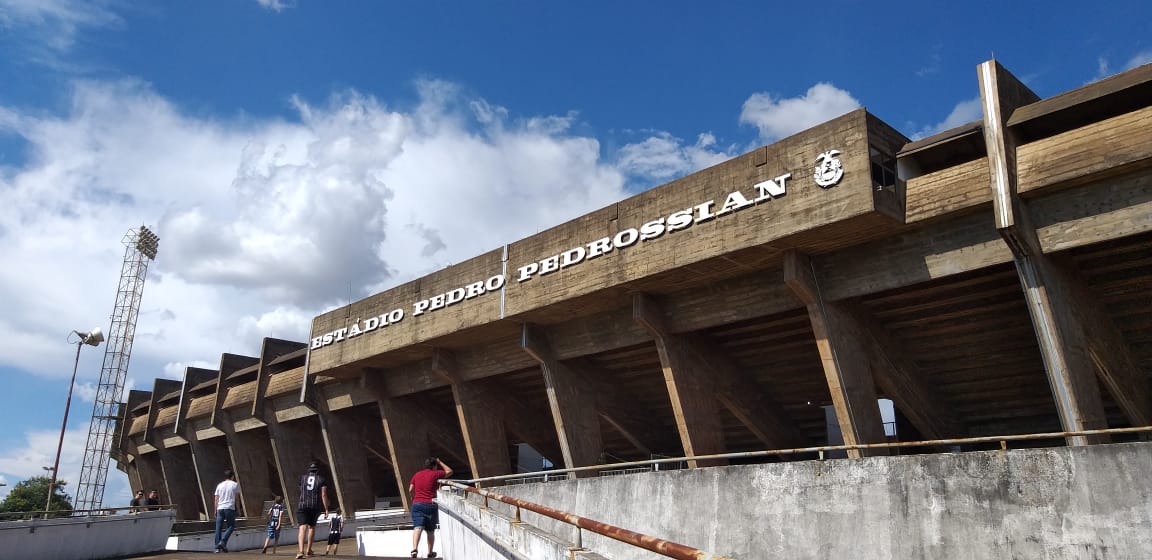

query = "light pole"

[{"left": 45, "top": 328, "right": 104, "bottom": 514}]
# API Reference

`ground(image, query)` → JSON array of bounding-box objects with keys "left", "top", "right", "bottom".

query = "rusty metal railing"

[
  {"left": 460, "top": 425, "right": 1152, "bottom": 486},
  {"left": 442, "top": 480, "right": 731, "bottom": 560}
]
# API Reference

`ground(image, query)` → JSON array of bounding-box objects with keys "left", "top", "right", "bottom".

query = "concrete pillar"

[
  {"left": 224, "top": 424, "right": 279, "bottom": 518},
  {"left": 157, "top": 444, "right": 204, "bottom": 520},
  {"left": 186, "top": 434, "right": 233, "bottom": 520},
  {"left": 268, "top": 417, "right": 328, "bottom": 521},
  {"left": 318, "top": 402, "right": 376, "bottom": 514},
  {"left": 431, "top": 350, "right": 512, "bottom": 479}
]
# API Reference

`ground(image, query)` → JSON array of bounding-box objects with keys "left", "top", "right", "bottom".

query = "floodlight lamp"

[{"left": 78, "top": 328, "right": 104, "bottom": 347}]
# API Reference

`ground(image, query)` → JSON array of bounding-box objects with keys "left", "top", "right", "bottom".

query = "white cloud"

[
  {"left": 0, "top": 0, "right": 120, "bottom": 53},
  {"left": 912, "top": 97, "right": 983, "bottom": 140},
  {"left": 616, "top": 132, "right": 734, "bottom": 181},
  {"left": 0, "top": 422, "right": 130, "bottom": 507},
  {"left": 0, "top": 78, "right": 632, "bottom": 384},
  {"left": 256, "top": 0, "right": 289, "bottom": 12},
  {"left": 739, "top": 83, "right": 861, "bottom": 142}
]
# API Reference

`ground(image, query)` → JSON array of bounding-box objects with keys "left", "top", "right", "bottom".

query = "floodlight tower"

[{"left": 73, "top": 226, "right": 159, "bottom": 511}]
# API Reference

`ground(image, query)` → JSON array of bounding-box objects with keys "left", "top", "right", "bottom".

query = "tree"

[{"left": 0, "top": 476, "right": 73, "bottom": 517}]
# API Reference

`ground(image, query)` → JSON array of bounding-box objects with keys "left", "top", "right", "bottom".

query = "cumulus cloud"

[
  {"left": 739, "top": 83, "right": 861, "bottom": 142},
  {"left": 616, "top": 132, "right": 734, "bottom": 181},
  {"left": 0, "top": 78, "right": 635, "bottom": 383},
  {"left": 912, "top": 97, "right": 983, "bottom": 140}
]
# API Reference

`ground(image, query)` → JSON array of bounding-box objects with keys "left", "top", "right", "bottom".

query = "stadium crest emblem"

[{"left": 813, "top": 150, "right": 844, "bottom": 188}]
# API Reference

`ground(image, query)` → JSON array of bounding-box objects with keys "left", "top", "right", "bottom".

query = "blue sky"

[{"left": 1, "top": 0, "right": 1149, "bottom": 507}]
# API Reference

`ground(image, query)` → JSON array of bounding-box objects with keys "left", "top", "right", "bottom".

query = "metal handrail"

[
  {"left": 460, "top": 425, "right": 1152, "bottom": 486},
  {"left": 442, "top": 480, "right": 731, "bottom": 560},
  {"left": 0, "top": 504, "right": 175, "bottom": 521}
]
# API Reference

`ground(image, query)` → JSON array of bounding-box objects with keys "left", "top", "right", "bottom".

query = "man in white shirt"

[{"left": 213, "top": 469, "right": 241, "bottom": 553}]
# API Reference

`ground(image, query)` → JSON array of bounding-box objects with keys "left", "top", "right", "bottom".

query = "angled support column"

[
  {"left": 844, "top": 301, "right": 964, "bottom": 440},
  {"left": 432, "top": 350, "right": 512, "bottom": 479},
  {"left": 632, "top": 296, "right": 727, "bottom": 467},
  {"left": 521, "top": 324, "right": 604, "bottom": 477},
  {"left": 177, "top": 368, "right": 231, "bottom": 519},
  {"left": 783, "top": 251, "right": 888, "bottom": 458},
  {"left": 569, "top": 358, "right": 666, "bottom": 456},
  {"left": 220, "top": 419, "right": 278, "bottom": 518},
  {"left": 368, "top": 377, "right": 431, "bottom": 512},
  {"left": 979, "top": 59, "right": 1109, "bottom": 444},
  {"left": 157, "top": 444, "right": 203, "bottom": 520},
  {"left": 134, "top": 449, "right": 167, "bottom": 504},
  {"left": 265, "top": 412, "right": 325, "bottom": 522},
  {"left": 636, "top": 294, "right": 810, "bottom": 458},
  {"left": 316, "top": 384, "right": 376, "bottom": 514},
  {"left": 1049, "top": 255, "right": 1152, "bottom": 426},
  {"left": 183, "top": 431, "right": 232, "bottom": 520}
]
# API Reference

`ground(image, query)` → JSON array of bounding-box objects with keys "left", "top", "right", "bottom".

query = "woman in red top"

[{"left": 409, "top": 457, "right": 452, "bottom": 558}]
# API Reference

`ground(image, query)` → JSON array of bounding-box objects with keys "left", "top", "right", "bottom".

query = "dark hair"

[
  {"left": 424, "top": 457, "right": 439, "bottom": 470},
  {"left": 224, "top": 469, "right": 234, "bottom": 479},
  {"left": 274, "top": 495, "right": 283, "bottom": 504}
]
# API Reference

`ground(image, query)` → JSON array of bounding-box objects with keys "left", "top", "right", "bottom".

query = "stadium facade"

[{"left": 113, "top": 60, "right": 1152, "bottom": 524}]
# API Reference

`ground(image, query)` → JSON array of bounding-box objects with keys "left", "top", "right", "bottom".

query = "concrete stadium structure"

[{"left": 112, "top": 60, "right": 1151, "bottom": 555}]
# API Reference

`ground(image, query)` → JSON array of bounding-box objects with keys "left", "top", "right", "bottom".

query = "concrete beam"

[
  {"left": 432, "top": 350, "right": 512, "bottom": 479},
  {"left": 521, "top": 323, "right": 604, "bottom": 476},
  {"left": 133, "top": 445, "right": 167, "bottom": 505},
  {"left": 633, "top": 295, "right": 727, "bottom": 468},
  {"left": 211, "top": 354, "right": 260, "bottom": 429},
  {"left": 783, "top": 251, "right": 888, "bottom": 458},
  {"left": 253, "top": 338, "right": 308, "bottom": 418},
  {"left": 979, "top": 59, "right": 1109, "bottom": 445},
  {"left": 144, "top": 379, "right": 181, "bottom": 448}
]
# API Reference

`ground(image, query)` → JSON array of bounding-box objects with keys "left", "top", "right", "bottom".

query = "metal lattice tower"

[{"left": 74, "top": 226, "right": 159, "bottom": 511}]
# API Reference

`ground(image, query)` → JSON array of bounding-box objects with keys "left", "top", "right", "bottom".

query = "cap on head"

[{"left": 308, "top": 461, "right": 320, "bottom": 473}]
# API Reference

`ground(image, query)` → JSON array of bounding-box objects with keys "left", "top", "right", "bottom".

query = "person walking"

[
  {"left": 323, "top": 509, "right": 344, "bottom": 555},
  {"left": 408, "top": 457, "right": 452, "bottom": 559},
  {"left": 213, "top": 469, "right": 241, "bottom": 554},
  {"left": 262, "top": 495, "right": 286, "bottom": 554},
  {"left": 295, "top": 461, "right": 329, "bottom": 559}
]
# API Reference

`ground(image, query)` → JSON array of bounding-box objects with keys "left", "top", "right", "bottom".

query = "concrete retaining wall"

[
  {"left": 441, "top": 442, "right": 1152, "bottom": 560},
  {"left": 438, "top": 491, "right": 608, "bottom": 560},
  {"left": 0, "top": 510, "right": 174, "bottom": 560}
]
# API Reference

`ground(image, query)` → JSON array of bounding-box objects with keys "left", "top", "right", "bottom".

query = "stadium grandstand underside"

[{"left": 114, "top": 60, "right": 1152, "bottom": 523}]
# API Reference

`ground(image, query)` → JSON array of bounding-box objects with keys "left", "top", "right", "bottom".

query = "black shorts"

[
  {"left": 327, "top": 532, "right": 341, "bottom": 545},
  {"left": 297, "top": 506, "right": 321, "bottom": 526}
]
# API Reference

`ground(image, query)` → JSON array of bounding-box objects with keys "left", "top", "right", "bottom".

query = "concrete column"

[
  {"left": 431, "top": 350, "right": 512, "bottom": 479},
  {"left": 186, "top": 434, "right": 233, "bottom": 520},
  {"left": 376, "top": 395, "right": 431, "bottom": 512},
  {"left": 318, "top": 402, "right": 376, "bottom": 514},
  {"left": 157, "top": 444, "right": 205, "bottom": 520},
  {"left": 978, "top": 60, "right": 1109, "bottom": 444},
  {"left": 521, "top": 323, "right": 604, "bottom": 477},
  {"left": 784, "top": 251, "right": 887, "bottom": 458},
  {"left": 134, "top": 450, "right": 167, "bottom": 503},
  {"left": 268, "top": 416, "right": 328, "bottom": 521},
  {"left": 224, "top": 424, "right": 279, "bottom": 518}
]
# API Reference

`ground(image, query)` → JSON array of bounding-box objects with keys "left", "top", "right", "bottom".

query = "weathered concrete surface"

[
  {"left": 0, "top": 509, "right": 174, "bottom": 560},
  {"left": 438, "top": 491, "right": 609, "bottom": 560},
  {"left": 455, "top": 442, "right": 1152, "bottom": 560}
]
